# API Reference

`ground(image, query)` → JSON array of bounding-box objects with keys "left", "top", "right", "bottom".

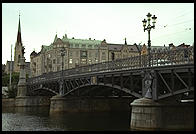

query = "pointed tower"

[
  {"left": 124, "top": 38, "right": 127, "bottom": 45},
  {"left": 14, "top": 13, "right": 23, "bottom": 73},
  {"left": 54, "top": 32, "right": 58, "bottom": 43}
]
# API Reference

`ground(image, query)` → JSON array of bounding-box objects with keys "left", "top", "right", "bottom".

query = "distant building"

[
  {"left": 5, "top": 61, "right": 14, "bottom": 74},
  {"left": 30, "top": 36, "right": 139, "bottom": 77},
  {"left": 177, "top": 43, "right": 190, "bottom": 48},
  {"left": 139, "top": 43, "right": 191, "bottom": 55},
  {"left": 5, "top": 14, "right": 31, "bottom": 76},
  {"left": 30, "top": 39, "right": 192, "bottom": 77},
  {"left": 108, "top": 38, "right": 139, "bottom": 61}
]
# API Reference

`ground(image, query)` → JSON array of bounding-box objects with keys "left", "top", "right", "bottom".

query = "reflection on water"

[{"left": 2, "top": 107, "right": 131, "bottom": 131}]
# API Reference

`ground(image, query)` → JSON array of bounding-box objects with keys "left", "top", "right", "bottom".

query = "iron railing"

[{"left": 27, "top": 47, "right": 194, "bottom": 84}]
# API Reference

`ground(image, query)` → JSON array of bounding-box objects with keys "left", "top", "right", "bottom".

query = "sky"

[{"left": 2, "top": 3, "right": 194, "bottom": 64}]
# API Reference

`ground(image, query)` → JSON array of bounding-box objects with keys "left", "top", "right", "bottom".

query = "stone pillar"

[
  {"left": 50, "top": 95, "right": 132, "bottom": 114},
  {"left": 130, "top": 70, "right": 194, "bottom": 130},
  {"left": 130, "top": 97, "right": 194, "bottom": 131},
  {"left": 15, "top": 53, "right": 29, "bottom": 107},
  {"left": 50, "top": 95, "right": 68, "bottom": 114},
  {"left": 17, "top": 56, "right": 27, "bottom": 97}
]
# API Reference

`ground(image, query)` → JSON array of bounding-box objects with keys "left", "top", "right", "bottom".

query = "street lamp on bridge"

[
  {"left": 60, "top": 47, "right": 65, "bottom": 96},
  {"left": 142, "top": 13, "right": 157, "bottom": 66}
]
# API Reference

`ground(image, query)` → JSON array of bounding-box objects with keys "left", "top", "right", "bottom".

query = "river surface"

[{"left": 2, "top": 107, "right": 131, "bottom": 131}]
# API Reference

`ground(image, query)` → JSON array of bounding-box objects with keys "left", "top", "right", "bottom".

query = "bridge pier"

[
  {"left": 50, "top": 95, "right": 132, "bottom": 114},
  {"left": 130, "top": 97, "right": 194, "bottom": 131},
  {"left": 15, "top": 96, "right": 50, "bottom": 107},
  {"left": 50, "top": 95, "right": 67, "bottom": 114}
]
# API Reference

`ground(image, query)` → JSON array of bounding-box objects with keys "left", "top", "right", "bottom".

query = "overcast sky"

[{"left": 2, "top": 3, "right": 194, "bottom": 64}]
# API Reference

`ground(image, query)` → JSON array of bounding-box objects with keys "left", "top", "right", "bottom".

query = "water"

[{"left": 2, "top": 107, "right": 131, "bottom": 131}]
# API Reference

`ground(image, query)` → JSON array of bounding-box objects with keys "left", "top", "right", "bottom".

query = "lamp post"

[
  {"left": 59, "top": 47, "right": 65, "bottom": 96},
  {"left": 142, "top": 13, "right": 157, "bottom": 67}
]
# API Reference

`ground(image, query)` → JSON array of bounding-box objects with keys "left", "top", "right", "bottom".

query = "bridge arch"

[
  {"left": 62, "top": 83, "right": 142, "bottom": 98},
  {"left": 31, "top": 87, "right": 58, "bottom": 96}
]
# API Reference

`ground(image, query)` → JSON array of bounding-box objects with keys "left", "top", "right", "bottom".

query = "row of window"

[
  {"left": 70, "top": 44, "right": 98, "bottom": 48},
  {"left": 43, "top": 58, "right": 99, "bottom": 65},
  {"left": 54, "top": 43, "right": 100, "bottom": 49},
  {"left": 47, "top": 51, "right": 101, "bottom": 58},
  {"left": 34, "top": 51, "right": 134, "bottom": 69},
  {"left": 55, "top": 44, "right": 66, "bottom": 48},
  {"left": 68, "top": 58, "right": 99, "bottom": 64}
]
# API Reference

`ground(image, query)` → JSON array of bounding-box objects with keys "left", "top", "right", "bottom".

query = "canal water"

[{"left": 2, "top": 107, "right": 131, "bottom": 131}]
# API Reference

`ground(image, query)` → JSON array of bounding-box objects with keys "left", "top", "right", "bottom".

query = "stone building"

[
  {"left": 30, "top": 35, "right": 139, "bottom": 77},
  {"left": 4, "top": 61, "right": 14, "bottom": 74},
  {"left": 30, "top": 31, "right": 193, "bottom": 78},
  {"left": 5, "top": 15, "right": 31, "bottom": 76},
  {"left": 108, "top": 38, "right": 139, "bottom": 61},
  {"left": 140, "top": 44, "right": 171, "bottom": 55},
  {"left": 140, "top": 43, "right": 191, "bottom": 55}
]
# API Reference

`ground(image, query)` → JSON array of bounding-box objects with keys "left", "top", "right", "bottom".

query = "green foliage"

[
  {"left": 2, "top": 72, "right": 29, "bottom": 98},
  {"left": 2, "top": 72, "right": 20, "bottom": 86},
  {"left": 2, "top": 74, "right": 9, "bottom": 86},
  {"left": 5, "top": 84, "right": 17, "bottom": 98}
]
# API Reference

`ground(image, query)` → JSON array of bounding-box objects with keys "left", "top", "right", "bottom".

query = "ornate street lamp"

[
  {"left": 59, "top": 47, "right": 65, "bottom": 96},
  {"left": 142, "top": 13, "right": 157, "bottom": 66}
]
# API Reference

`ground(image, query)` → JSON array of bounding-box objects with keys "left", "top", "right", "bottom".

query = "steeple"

[
  {"left": 54, "top": 32, "right": 58, "bottom": 43},
  {"left": 124, "top": 38, "right": 127, "bottom": 45},
  {"left": 17, "top": 13, "right": 22, "bottom": 45},
  {"left": 14, "top": 12, "right": 24, "bottom": 73}
]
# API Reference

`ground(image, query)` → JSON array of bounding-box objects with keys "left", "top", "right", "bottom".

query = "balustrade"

[{"left": 27, "top": 47, "right": 194, "bottom": 84}]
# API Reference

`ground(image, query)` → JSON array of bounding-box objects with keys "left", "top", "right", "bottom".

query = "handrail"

[{"left": 27, "top": 47, "right": 194, "bottom": 84}]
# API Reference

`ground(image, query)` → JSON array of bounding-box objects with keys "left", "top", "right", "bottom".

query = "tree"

[
  {"left": 2, "top": 72, "right": 29, "bottom": 98},
  {"left": 5, "top": 84, "right": 17, "bottom": 98},
  {"left": 2, "top": 72, "right": 19, "bottom": 98}
]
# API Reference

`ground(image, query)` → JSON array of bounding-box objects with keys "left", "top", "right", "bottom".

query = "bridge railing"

[{"left": 27, "top": 46, "right": 194, "bottom": 84}]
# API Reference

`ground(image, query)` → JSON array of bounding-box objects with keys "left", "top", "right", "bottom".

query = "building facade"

[
  {"left": 30, "top": 31, "right": 193, "bottom": 78},
  {"left": 30, "top": 35, "right": 139, "bottom": 77}
]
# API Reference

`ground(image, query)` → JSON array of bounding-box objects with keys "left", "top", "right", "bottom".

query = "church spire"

[
  {"left": 17, "top": 12, "right": 22, "bottom": 45},
  {"left": 124, "top": 38, "right": 127, "bottom": 45},
  {"left": 54, "top": 32, "right": 58, "bottom": 43}
]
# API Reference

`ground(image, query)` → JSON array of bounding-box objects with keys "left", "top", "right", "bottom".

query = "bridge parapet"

[
  {"left": 27, "top": 47, "right": 194, "bottom": 85},
  {"left": 27, "top": 47, "right": 194, "bottom": 101}
]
